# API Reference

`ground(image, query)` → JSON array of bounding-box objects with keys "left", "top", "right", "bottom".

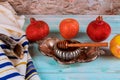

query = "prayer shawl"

[{"left": 0, "top": 2, "right": 40, "bottom": 80}]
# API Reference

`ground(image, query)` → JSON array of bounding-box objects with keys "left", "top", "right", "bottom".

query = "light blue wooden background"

[{"left": 23, "top": 15, "right": 120, "bottom": 80}]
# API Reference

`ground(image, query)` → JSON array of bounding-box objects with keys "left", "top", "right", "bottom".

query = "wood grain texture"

[{"left": 23, "top": 15, "right": 120, "bottom": 80}]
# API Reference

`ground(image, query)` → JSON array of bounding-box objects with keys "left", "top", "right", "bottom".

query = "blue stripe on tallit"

[
  {"left": 27, "top": 61, "right": 33, "bottom": 67},
  {"left": 0, "top": 62, "right": 13, "bottom": 68},
  {"left": 7, "top": 56, "right": 18, "bottom": 59},
  {"left": 27, "top": 63, "right": 34, "bottom": 69},
  {"left": 25, "top": 69, "right": 37, "bottom": 79},
  {"left": 0, "top": 44, "right": 10, "bottom": 49},
  {"left": 10, "top": 35, "right": 26, "bottom": 41},
  {"left": 26, "top": 62, "right": 35, "bottom": 71},
  {"left": 0, "top": 72, "right": 21, "bottom": 80},
  {"left": 27, "top": 74, "right": 36, "bottom": 80},
  {"left": 24, "top": 50, "right": 28, "bottom": 54},
  {"left": 0, "top": 53, "right": 5, "bottom": 56},
  {"left": 22, "top": 41, "right": 29, "bottom": 47}
]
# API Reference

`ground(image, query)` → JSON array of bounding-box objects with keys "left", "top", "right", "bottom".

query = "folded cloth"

[{"left": 0, "top": 2, "right": 40, "bottom": 80}]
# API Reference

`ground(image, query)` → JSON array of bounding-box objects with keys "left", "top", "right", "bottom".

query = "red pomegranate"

[
  {"left": 87, "top": 16, "right": 111, "bottom": 42},
  {"left": 26, "top": 18, "right": 49, "bottom": 42}
]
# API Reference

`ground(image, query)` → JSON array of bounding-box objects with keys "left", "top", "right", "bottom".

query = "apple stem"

[
  {"left": 96, "top": 16, "right": 103, "bottom": 21},
  {"left": 30, "top": 18, "right": 36, "bottom": 23}
]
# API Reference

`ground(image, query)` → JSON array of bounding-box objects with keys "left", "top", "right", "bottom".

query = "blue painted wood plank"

[
  {"left": 23, "top": 15, "right": 120, "bottom": 80},
  {"left": 39, "top": 73, "right": 120, "bottom": 80}
]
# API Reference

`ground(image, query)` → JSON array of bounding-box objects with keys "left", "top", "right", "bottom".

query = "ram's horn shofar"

[{"left": 0, "top": 33, "right": 23, "bottom": 59}]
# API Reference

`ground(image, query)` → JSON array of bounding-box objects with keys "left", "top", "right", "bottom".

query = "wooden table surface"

[{"left": 23, "top": 15, "right": 120, "bottom": 80}]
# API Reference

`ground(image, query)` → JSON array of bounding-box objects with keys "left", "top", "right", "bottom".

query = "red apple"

[
  {"left": 87, "top": 16, "right": 111, "bottom": 42},
  {"left": 26, "top": 18, "right": 49, "bottom": 42},
  {"left": 59, "top": 18, "right": 79, "bottom": 39}
]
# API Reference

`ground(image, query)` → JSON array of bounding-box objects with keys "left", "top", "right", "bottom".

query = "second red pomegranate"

[{"left": 87, "top": 16, "right": 111, "bottom": 42}]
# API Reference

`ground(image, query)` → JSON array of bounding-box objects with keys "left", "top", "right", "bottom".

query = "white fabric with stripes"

[{"left": 0, "top": 2, "right": 40, "bottom": 80}]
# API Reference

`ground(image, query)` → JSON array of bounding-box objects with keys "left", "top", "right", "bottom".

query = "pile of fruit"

[{"left": 25, "top": 16, "right": 120, "bottom": 59}]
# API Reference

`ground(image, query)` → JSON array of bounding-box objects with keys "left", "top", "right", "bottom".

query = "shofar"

[{"left": 0, "top": 33, "right": 23, "bottom": 59}]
